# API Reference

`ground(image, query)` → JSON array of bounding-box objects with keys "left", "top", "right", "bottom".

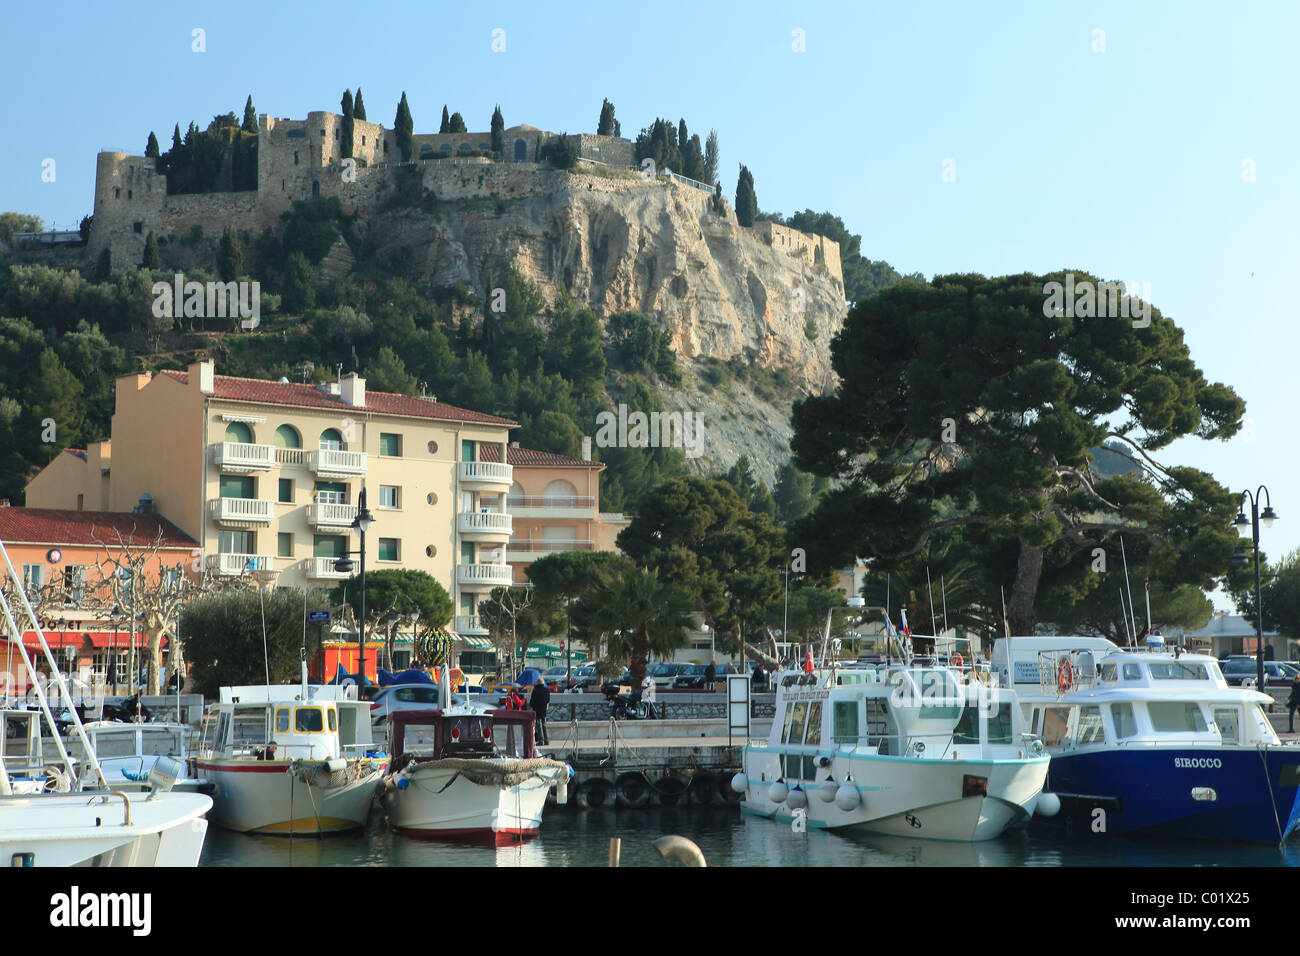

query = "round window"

[
  {"left": 426, "top": 492, "right": 437, "bottom": 505},
  {"left": 427, "top": 440, "right": 438, "bottom": 454},
  {"left": 425, "top": 545, "right": 436, "bottom": 558}
]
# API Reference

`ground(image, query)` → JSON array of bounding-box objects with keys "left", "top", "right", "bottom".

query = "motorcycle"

[{"left": 601, "top": 682, "right": 651, "bottom": 720}]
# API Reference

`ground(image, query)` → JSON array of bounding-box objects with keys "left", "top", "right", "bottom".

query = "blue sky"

[{"left": 3, "top": 1, "right": 1298, "bottom": 607}]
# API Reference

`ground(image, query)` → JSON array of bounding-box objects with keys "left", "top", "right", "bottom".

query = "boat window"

[
  {"left": 1041, "top": 706, "right": 1072, "bottom": 747},
  {"left": 1031, "top": 708, "right": 1040, "bottom": 735},
  {"left": 93, "top": 731, "right": 138, "bottom": 758},
  {"left": 832, "top": 701, "right": 859, "bottom": 743},
  {"left": 917, "top": 669, "right": 962, "bottom": 719},
  {"left": 295, "top": 707, "right": 325, "bottom": 732},
  {"left": 140, "top": 729, "right": 181, "bottom": 756},
  {"left": 780, "top": 703, "right": 793, "bottom": 742},
  {"left": 1075, "top": 706, "right": 1105, "bottom": 746},
  {"left": 787, "top": 702, "right": 808, "bottom": 744},
  {"left": 328, "top": 708, "right": 337, "bottom": 732},
  {"left": 1110, "top": 703, "right": 1137, "bottom": 739},
  {"left": 275, "top": 707, "right": 290, "bottom": 733},
  {"left": 1123, "top": 664, "right": 1142, "bottom": 681},
  {"left": 1100, "top": 664, "right": 1118, "bottom": 682},
  {"left": 1147, "top": 702, "right": 1208, "bottom": 733},
  {"left": 864, "top": 697, "right": 890, "bottom": 744},
  {"left": 986, "top": 702, "right": 1014, "bottom": 744},
  {"left": 1213, "top": 708, "right": 1240, "bottom": 745},
  {"left": 232, "top": 709, "right": 269, "bottom": 747},
  {"left": 804, "top": 702, "right": 823, "bottom": 746},
  {"left": 1148, "top": 662, "right": 1209, "bottom": 680},
  {"left": 953, "top": 703, "right": 979, "bottom": 744}
]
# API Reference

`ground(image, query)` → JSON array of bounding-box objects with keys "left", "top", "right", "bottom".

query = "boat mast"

[
  {"left": 1119, "top": 587, "right": 1132, "bottom": 646},
  {"left": 926, "top": 566, "right": 938, "bottom": 638},
  {"left": 1120, "top": 538, "right": 1139, "bottom": 643}
]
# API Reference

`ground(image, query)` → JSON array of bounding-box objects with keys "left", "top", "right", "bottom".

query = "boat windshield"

[
  {"left": 1147, "top": 661, "right": 1211, "bottom": 681},
  {"left": 139, "top": 728, "right": 184, "bottom": 755},
  {"left": 1148, "top": 702, "right": 1209, "bottom": 733}
]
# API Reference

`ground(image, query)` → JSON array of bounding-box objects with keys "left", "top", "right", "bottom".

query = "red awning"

[{"left": 17, "top": 630, "right": 162, "bottom": 650}]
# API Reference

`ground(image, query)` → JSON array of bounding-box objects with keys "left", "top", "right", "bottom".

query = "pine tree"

[
  {"left": 353, "top": 88, "right": 366, "bottom": 121},
  {"left": 597, "top": 98, "right": 616, "bottom": 136},
  {"left": 241, "top": 95, "right": 258, "bottom": 133},
  {"left": 145, "top": 132, "right": 160, "bottom": 158},
  {"left": 218, "top": 226, "right": 244, "bottom": 281},
  {"left": 142, "top": 230, "right": 160, "bottom": 269},
  {"left": 448, "top": 112, "right": 467, "bottom": 134},
  {"left": 282, "top": 252, "right": 316, "bottom": 313},
  {"left": 704, "top": 130, "right": 719, "bottom": 186},
  {"left": 735, "top": 164, "right": 758, "bottom": 227},
  {"left": 490, "top": 105, "right": 505, "bottom": 155},
  {"left": 394, "top": 92, "right": 414, "bottom": 162},
  {"left": 440, "top": 105, "right": 450, "bottom": 134}
]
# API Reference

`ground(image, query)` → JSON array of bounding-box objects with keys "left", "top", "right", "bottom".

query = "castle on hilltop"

[{"left": 89, "top": 110, "right": 636, "bottom": 263}]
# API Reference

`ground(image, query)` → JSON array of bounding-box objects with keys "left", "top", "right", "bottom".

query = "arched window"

[
  {"left": 544, "top": 479, "right": 577, "bottom": 505},
  {"left": 274, "top": 425, "right": 301, "bottom": 449},
  {"left": 224, "top": 422, "right": 253, "bottom": 444},
  {"left": 319, "top": 428, "right": 343, "bottom": 450}
]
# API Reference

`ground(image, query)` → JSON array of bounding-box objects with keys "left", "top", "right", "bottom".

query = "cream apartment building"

[{"left": 27, "top": 360, "right": 517, "bottom": 638}]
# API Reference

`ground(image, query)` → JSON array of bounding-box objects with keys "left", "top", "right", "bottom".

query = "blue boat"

[{"left": 991, "top": 636, "right": 1300, "bottom": 843}]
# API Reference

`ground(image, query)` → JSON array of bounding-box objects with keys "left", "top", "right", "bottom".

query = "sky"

[{"left": 2, "top": 0, "right": 1297, "bottom": 609}]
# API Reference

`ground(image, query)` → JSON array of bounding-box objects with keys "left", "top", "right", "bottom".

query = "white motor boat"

[
  {"left": 71, "top": 720, "right": 211, "bottom": 795},
  {"left": 382, "top": 695, "right": 570, "bottom": 844},
  {"left": 735, "top": 654, "right": 1050, "bottom": 841},
  {"left": 196, "top": 683, "right": 387, "bottom": 834}
]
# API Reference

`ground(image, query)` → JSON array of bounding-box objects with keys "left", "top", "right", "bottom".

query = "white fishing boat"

[
  {"left": 381, "top": 669, "right": 570, "bottom": 843},
  {"left": 196, "top": 682, "right": 387, "bottom": 834},
  {"left": 0, "top": 537, "right": 211, "bottom": 867}
]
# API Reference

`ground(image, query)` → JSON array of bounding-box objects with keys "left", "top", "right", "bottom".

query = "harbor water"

[{"left": 199, "top": 807, "right": 1300, "bottom": 867}]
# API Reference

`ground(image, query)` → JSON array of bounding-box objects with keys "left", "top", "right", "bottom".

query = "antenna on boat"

[
  {"left": 926, "top": 566, "right": 938, "bottom": 637},
  {"left": 1119, "top": 537, "right": 1139, "bottom": 644},
  {"left": 940, "top": 575, "right": 949, "bottom": 636},
  {"left": 1119, "top": 587, "right": 1133, "bottom": 646},
  {"left": 999, "top": 587, "right": 1010, "bottom": 639},
  {"left": 1144, "top": 578, "right": 1153, "bottom": 637}
]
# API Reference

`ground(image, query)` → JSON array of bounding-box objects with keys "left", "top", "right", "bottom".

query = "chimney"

[
  {"left": 581, "top": 436, "right": 592, "bottom": 461},
  {"left": 190, "top": 359, "right": 215, "bottom": 395},
  {"left": 340, "top": 372, "right": 366, "bottom": 408},
  {"left": 510, "top": 441, "right": 520, "bottom": 449}
]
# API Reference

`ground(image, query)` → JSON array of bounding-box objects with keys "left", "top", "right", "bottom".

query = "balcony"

[
  {"left": 307, "top": 502, "right": 360, "bottom": 528},
  {"left": 209, "top": 497, "right": 274, "bottom": 525},
  {"left": 207, "top": 553, "right": 274, "bottom": 576},
  {"left": 276, "top": 448, "right": 308, "bottom": 467},
  {"left": 212, "top": 441, "right": 274, "bottom": 472},
  {"left": 309, "top": 448, "right": 367, "bottom": 478},
  {"left": 308, "top": 556, "right": 351, "bottom": 580},
  {"left": 506, "top": 494, "right": 596, "bottom": 519},
  {"left": 457, "top": 461, "right": 512, "bottom": 490},
  {"left": 456, "top": 563, "right": 514, "bottom": 589},
  {"left": 455, "top": 614, "right": 489, "bottom": 636},
  {"left": 506, "top": 539, "right": 595, "bottom": 562},
  {"left": 457, "top": 511, "right": 513, "bottom": 539}
]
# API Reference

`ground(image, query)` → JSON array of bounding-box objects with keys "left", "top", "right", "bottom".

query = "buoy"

[
  {"left": 731, "top": 771, "right": 748, "bottom": 794},
  {"left": 690, "top": 771, "right": 716, "bottom": 805},
  {"left": 835, "top": 776, "right": 861, "bottom": 811},
  {"left": 1036, "top": 792, "right": 1061, "bottom": 817},
  {"left": 324, "top": 758, "right": 346, "bottom": 773},
  {"left": 656, "top": 776, "right": 689, "bottom": 807},
  {"left": 576, "top": 777, "right": 615, "bottom": 810},
  {"left": 615, "top": 772, "right": 652, "bottom": 809},
  {"left": 818, "top": 778, "right": 838, "bottom": 803},
  {"left": 804, "top": 651, "right": 815, "bottom": 675},
  {"left": 787, "top": 784, "right": 808, "bottom": 810},
  {"left": 721, "top": 773, "right": 743, "bottom": 804},
  {"left": 769, "top": 779, "right": 789, "bottom": 803}
]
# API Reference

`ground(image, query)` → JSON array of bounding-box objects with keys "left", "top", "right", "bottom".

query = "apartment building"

[{"left": 26, "top": 360, "right": 517, "bottom": 639}]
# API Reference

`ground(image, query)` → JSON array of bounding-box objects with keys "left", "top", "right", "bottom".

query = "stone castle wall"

[{"left": 753, "top": 220, "right": 844, "bottom": 290}]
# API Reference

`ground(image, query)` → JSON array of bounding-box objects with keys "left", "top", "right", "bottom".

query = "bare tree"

[{"left": 478, "top": 586, "right": 536, "bottom": 679}]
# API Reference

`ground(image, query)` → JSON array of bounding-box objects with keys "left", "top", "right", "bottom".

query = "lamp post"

[
  {"left": 333, "top": 486, "right": 374, "bottom": 683},
  {"left": 1231, "top": 487, "right": 1278, "bottom": 691}
]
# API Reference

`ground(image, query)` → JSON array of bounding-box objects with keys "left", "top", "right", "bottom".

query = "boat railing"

[{"left": 1037, "top": 649, "right": 1101, "bottom": 696}]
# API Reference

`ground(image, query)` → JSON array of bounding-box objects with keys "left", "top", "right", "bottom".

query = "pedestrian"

[
  {"left": 705, "top": 660, "right": 717, "bottom": 692},
  {"left": 532, "top": 678, "right": 551, "bottom": 745},
  {"left": 641, "top": 671, "right": 658, "bottom": 719},
  {"left": 1289, "top": 674, "right": 1300, "bottom": 733},
  {"left": 752, "top": 662, "right": 766, "bottom": 692}
]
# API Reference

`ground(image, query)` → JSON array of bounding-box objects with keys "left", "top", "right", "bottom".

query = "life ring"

[
  {"left": 952, "top": 653, "right": 963, "bottom": 669},
  {"left": 1057, "top": 657, "right": 1076, "bottom": 695},
  {"left": 615, "top": 772, "right": 652, "bottom": 808},
  {"left": 689, "top": 771, "right": 716, "bottom": 805},
  {"left": 655, "top": 776, "right": 689, "bottom": 807},
  {"left": 575, "top": 777, "right": 615, "bottom": 810}
]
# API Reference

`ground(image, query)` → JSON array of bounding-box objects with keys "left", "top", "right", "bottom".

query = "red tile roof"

[
  {"left": 158, "top": 370, "right": 517, "bottom": 427},
  {"left": 479, "top": 445, "right": 604, "bottom": 468},
  {"left": 0, "top": 509, "right": 198, "bottom": 549}
]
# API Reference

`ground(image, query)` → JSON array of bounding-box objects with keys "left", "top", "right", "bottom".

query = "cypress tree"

[
  {"left": 614, "top": 120, "right": 621, "bottom": 137},
  {"left": 678, "top": 118, "right": 688, "bottom": 149},
  {"left": 735, "top": 164, "right": 757, "bottom": 227},
  {"left": 241, "top": 95, "right": 257, "bottom": 133},
  {"left": 490, "top": 105, "right": 505, "bottom": 155},
  {"left": 218, "top": 226, "right": 244, "bottom": 281},
  {"left": 142, "top": 230, "right": 160, "bottom": 269},
  {"left": 448, "top": 112, "right": 467, "bottom": 134},
  {"left": 171, "top": 124, "right": 182, "bottom": 153},
  {"left": 341, "top": 89, "right": 353, "bottom": 117},
  {"left": 341, "top": 90, "right": 354, "bottom": 159},
  {"left": 394, "top": 92, "right": 414, "bottom": 162},
  {"left": 440, "top": 105, "right": 450, "bottom": 134},
  {"left": 145, "top": 132, "right": 160, "bottom": 158},
  {"left": 353, "top": 88, "right": 366, "bottom": 121},
  {"left": 704, "top": 130, "right": 719, "bottom": 187},
  {"left": 94, "top": 247, "right": 111, "bottom": 281},
  {"left": 597, "top": 99, "right": 616, "bottom": 136}
]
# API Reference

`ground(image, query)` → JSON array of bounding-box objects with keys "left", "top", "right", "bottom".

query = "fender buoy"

[
  {"left": 689, "top": 771, "right": 716, "bottom": 805},
  {"left": 575, "top": 777, "right": 615, "bottom": 810},
  {"left": 803, "top": 651, "right": 815, "bottom": 675},
  {"left": 722, "top": 772, "right": 744, "bottom": 803},
  {"left": 615, "top": 772, "right": 652, "bottom": 809},
  {"left": 656, "top": 776, "right": 689, "bottom": 807}
]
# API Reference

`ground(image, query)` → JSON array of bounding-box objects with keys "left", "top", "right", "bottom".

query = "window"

[
  {"left": 275, "top": 708, "right": 290, "bottom": 733},
  {"left": 278, "top": 478, "right": 293, "bottom": 503},
  {"left": 274, "top": 425, "right": 301, "bottom": 448},
  {"left": 461, "top": 542, "right": 475, "bottom": 565},
  {"left": 314, "top": 481, "right": 346, "bottom": 504},
  {"left": 379, "top": 486, "right": 400, "bottom": 509},
  {"left": 22, "top": 564, "right": 44, "bottom": 591},
  {"left": 217, "top": 530, "right": 253, "bottom": 555},
  {"left": 224, "top": 421, "right": 253, "bottom": 444},
  {"left": 461, "top": 440, "right": 476, "bottom": 462},
  {"left": 1075, "top": 706, "right": 1105, "bottom": 746},
  {"left": 277, "top": 533, "right": 293, "bottom": 558},
  {"left": 1149, "top": 661, "right": 1210, "bottom": 681},
  {"left": 294, "top": 151, "right": 299, "bottom": 166},
  {"left": 133, "top": 221, "right": 143, "bottom": 234},
  {"left": 328, "top": 709, "right": 337, "bottom": 732},
  {"left": 294, "top": 708, "right": 324, "bottom": 732},
  {"left": 804, "top": 702, "right": 823, "bottom": 746},
  {"left": 319, "top": 428, "right": 343, "bottom": 450},
  {"left": 786, "top": 701, "right": 808, "bottom": 744},
  {"left": 65, "top": 566, "right": 87, "bottom": 604},
  {"left": 1100, "top": 664, "right": 1117, "bottom": 682},
  {"left": 427, "top": 440, "right": 438, "bottom": 454},
  {"left": 76, "top": 494, "right": 84, "bottom": 511},
  {"left": 1122, "top": 663, "right": 1141, "bottom": 680},
  {"left": 1214, "top": 707, "right": 1240, "bottom": 745},
  {"left": 379, "top": 433, "right": 402, "bottom": 457},
  {"left": 313, "top": 535, "right": 346, "bottom": 558},
  {"left": 1148, "top": 702, "right": 1209, "bottom": 733},
  {"left": 986, "top": 702, "right": 1014, "bottom": 744},
  {"left": 220, "top": 475, "right": 254, "bottom": 499},
  {"left": 1041, "top": 706, "right": 1072, "bottom": 747},
  {"left": 378, "top": 538, "right": 400, "bottom": 561}
]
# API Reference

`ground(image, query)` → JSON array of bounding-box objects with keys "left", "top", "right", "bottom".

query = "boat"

[
  {"left": 0, "top": 537, "right": 212, "bottom": 866},
  {"left": 734, "top": 647, "right": 1051, "bottom": 841},
  {"left": 381, "top": 668, "right": 571, "bottom": 843},
  {"left": 69, "top": 719, "right": 212, "bottom": 795},
  {"left": 991, "top": 634, "right": 1300, "bottom": 843},
  {"left": 196, "top": 682, "right": 387, "bottom": 834}
]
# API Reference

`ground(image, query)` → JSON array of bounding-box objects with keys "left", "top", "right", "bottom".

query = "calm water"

[{"left": 198, "top": 807, "right": 1300, "bottom": 867}]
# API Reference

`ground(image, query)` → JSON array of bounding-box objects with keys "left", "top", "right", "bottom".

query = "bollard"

[
  {"left": 608, "top": 837, "right": 621, "bottom": 867},
  {"left": 652, "top": 835, "right": 707, "bottom": 867}
]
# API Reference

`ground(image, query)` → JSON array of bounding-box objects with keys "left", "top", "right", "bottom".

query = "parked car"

[
  {"left": 369, "top": 684, "right": 461, "bottom": 724},
  {"left": 672, "top": 663, "right": 735, "bottom": 689},
  {"left": 647, "top": 662, "right": 690, "bottom": 689},
  {"left": 1220, "top": 658, "right": 1292, "bottom": 687},
  {"left": 541, "top": 665, "right": 572, "bottom": 691}
]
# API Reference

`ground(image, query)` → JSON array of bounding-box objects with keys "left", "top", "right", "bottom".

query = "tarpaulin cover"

[{"left": 377, "top": 667, "right": 435, "bottom": 687}]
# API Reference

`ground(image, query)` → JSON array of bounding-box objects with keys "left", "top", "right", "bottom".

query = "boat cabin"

[
  {"left": 203, "top": 685, "right": 378, "bottom": 761},
  {"left": 390, "top": 709, "right": 535, "bottom": 761}
]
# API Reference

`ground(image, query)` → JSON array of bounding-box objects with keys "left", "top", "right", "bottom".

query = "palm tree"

[{"left": 588, "top": 567, "right": 694, "bottom": 689}]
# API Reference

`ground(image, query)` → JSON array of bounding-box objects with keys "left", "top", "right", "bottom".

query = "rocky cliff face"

[{"left": 362, "top": 164, "right": 847, "bottom": 484}]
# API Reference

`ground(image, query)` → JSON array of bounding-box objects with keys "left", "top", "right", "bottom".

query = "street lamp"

[
  {"left": 1232, "top": 486, "right": 1278, "bottom": 691},
  {"left": 333, "top": 485, "right": 375, "bottom": 683}
]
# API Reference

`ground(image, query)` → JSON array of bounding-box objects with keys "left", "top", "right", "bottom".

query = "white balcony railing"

[
  {"left": 309, "top": 448, "right": 367, "bottom": 477},
  {"left": 505, "top": 494, "right": 596, "bottom": 518},
  {"left": 209, "top": 497, "right": 274, "bottom": 523},
  {"left": 307, "top": 502, "right": 359, "bottom": 527},
  {"left": 506, "top": 539, "right": 595, "bottom": 554},
  {"left": 456, "top": 461, "right": 513, "bottom": 486},
  {"left": 457, "top": 511, "right": 513, "bottom": 536},
  {"left": 308, "top": 556, "right": 351, "bottom": 579},
  {"left": 456, "top": 564, "right": 514, "bottom": 588},
  {"left": 212, "top": 441, "right": 274, "bottom": 471},
  {"left": 276, "top": 448, "right": 308, "bottom": 466},
  {"left": 207, "top": 553, "right": 275, "bottom": 576},
  {"left": 455, "top": 615, "right": 489, "bottom": 636}
]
